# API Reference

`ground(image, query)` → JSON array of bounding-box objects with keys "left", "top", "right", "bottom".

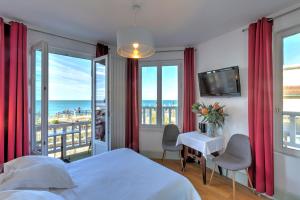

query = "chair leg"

[
  {"left": 232, "top": 171, "right": 236, "bottom": 200},
  {"left": 246, "top": 168, "right": 255, "bottom": 192},
  {"left": 209, "top": 163, "right": 216, "bottom": 185},
  {"left": 161, "top": 150, "right": 166, "bottom": 161}
]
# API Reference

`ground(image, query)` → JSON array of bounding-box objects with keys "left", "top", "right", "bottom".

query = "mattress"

[{"left": 52, "top": 148, "right": 201, "bottom": 200}]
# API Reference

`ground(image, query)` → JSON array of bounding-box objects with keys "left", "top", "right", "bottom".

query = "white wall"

[
  {"left": 109, "top": 47, "right": 126, "bottom": 149},
  {"left": 195, "top": 28, "right": 248, "bottom": 143},
  {"left": 273, "top": 9, "right": 300, "bottom": 200},
  {"left": 195, "top": 27, "right": 249, "bottom": 185}
]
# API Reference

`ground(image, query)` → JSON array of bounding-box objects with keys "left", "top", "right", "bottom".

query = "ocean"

[
  {"left": 36, "top": 100, "right": 92, "bottom": 117},
  {"left": 142, "top": 100, "right": 178, "bottom": 107},
  {"left": 37, "top": 100, "right": 178, "bottom": 117}
]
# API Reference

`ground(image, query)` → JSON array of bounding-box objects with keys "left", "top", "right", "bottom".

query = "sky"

[
  {"left": 284, "top": 32, "right": 300, "bottom": 66},
  {"left": 142, "top": 65, "right": 178, "bottom": 101},
  {"left": 36, "top": 52, "right": 94, "bottom": 101},
  {"left": 283, "top": 33, "right": 300, "bottom": 86},
  {"left": 142, "top": 66, "right": 157, "bottom": 100},
  {"left": 48, "top": 53, "right": 92, "bottom": 100}
]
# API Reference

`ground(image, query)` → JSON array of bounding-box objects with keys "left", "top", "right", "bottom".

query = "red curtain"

[
  {"left": 183, "top": 48, "right": 196, "bottom": 132},
  {"left": 248, "top": 18, "right": 274, "bottom": 196},
  {"left": 0, "top": 19, "right": 29, "bottom": 167},
  {"left": 0, "top": 18, "right": 5, "bottom": 168},
  {"left": 125, "top": 58, "right": 139, "bottom": 152},
  {"left": 96, "top": 43, "right": 108, "bottom": 57}
]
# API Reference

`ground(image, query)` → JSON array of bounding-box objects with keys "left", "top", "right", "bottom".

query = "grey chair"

[
  {"left": 161, "top": 124, "right": 182, "bottom": 161},
  {"left": 209, "top": 134, "right": 254, "bottom": 200}
]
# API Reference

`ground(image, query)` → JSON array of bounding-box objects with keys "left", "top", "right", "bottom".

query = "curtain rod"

[
  {"left": 156, "top": 49, "right": 197, "bottom": 53},
  {"left": 242, "top": 18, "right": 273, "bottom": 32},
  {"left": 3, "top": 20, "right": 97, "bottom": 47},
  {"left": 242, "top": 6, "right": 300, "bottom": 32},
  {"left": 29, "top": 27, "right": 97, "bottom": 47}
]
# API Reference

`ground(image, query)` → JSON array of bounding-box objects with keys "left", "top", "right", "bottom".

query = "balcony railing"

[
  {"left": 55, "top": 110, "right": 92, "bottom": 118},
  {"left": 141, "top": 106, "right": 178, "bottom": 125},
  {"left": 283, "top": 111, "right": 300, "bottom": 150},
  {"left": 34, "top": 121, "right": 92, "bottom": 157}
]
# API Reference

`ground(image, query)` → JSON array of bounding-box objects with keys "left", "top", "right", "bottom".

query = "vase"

[{"left": 207, "top": 123, "right": 216, "bottom": 137}]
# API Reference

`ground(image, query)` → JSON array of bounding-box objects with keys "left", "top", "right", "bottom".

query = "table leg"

[
  {"left": 181, "top": 145, "right": 187, "bottom": 172},
  {"left": 201, "top": 156, "right": 207, "bottom": 184},
  {"left": 218, "top": 166, "right": 223, "bottom": 176}
]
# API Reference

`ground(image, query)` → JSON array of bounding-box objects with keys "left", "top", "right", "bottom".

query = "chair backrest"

[
  {"left": 162, "top": 124, "right": 180, "bottom": 145},
  {"left": 225, "top": 134, "right": 252, "bottom": 167}
]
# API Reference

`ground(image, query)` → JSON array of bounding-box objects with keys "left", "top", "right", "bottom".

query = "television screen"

[{"left": 198, "top": 66, "right": 241, "bottom": 96}]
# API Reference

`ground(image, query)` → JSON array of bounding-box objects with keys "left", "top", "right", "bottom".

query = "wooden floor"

[{"left": 154, "top": 159, "right": 268, "bottom": 200}]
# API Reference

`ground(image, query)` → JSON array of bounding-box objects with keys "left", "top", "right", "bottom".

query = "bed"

[{"left": 51, "top": 148, "right": 201, "bottom": 200}]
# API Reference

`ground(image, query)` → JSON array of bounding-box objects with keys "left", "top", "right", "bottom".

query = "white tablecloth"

[{"left": 176, "top": 131, "right": 225, "bottom": 159}]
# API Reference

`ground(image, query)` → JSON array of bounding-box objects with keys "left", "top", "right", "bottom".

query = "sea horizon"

[{"left": 36, "top": 100, "right": 178, "bottom": 117}]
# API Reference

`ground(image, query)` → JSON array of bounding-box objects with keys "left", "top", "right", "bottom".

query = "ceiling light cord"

[{"left": 132, "top": 4, "right": 140, "bottom": 27}]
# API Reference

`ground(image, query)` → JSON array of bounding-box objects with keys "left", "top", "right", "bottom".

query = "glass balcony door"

[
  {"left": 31, "top": 42, "right": 48, "bottom": 155},
  {"left": 92, "top": 55, "right": 110, "bottom": 154}
]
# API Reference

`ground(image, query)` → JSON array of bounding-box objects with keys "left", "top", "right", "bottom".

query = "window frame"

[
  {"left": 49, "top": 46, "right": 94, "bottom": 61},
  {"left": 274, "top": 25, "right": 300, "bottom": 158},
  {"left": 139, "top": 60, "right": 183, "bottom": 130}
]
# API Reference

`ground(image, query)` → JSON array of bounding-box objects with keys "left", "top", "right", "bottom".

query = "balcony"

[
  {"left": 141, "top": 106, "right": 178, "bottom": 125},
  {"left": 33, "top": 121, "right": 92, "bottom": 159},
  {"left": 283, "top": 111, "right": 300, "bottom": 150}
]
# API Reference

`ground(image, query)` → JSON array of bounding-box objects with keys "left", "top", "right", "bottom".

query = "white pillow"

[
  {"left": 0, "top": 157, "right": 75, "bottom": 190},
  {"left": 0, "top": 190, "right": 64, "bottom": 200},
  {"left": 4, "top": 155, "right": 62, "bottom": 173}
]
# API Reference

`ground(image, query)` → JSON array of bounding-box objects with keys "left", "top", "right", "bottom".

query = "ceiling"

[{"left": 0, "top": 0, "right": 298, "bottom": 47}]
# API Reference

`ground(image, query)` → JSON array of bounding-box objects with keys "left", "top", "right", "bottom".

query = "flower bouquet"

[{"left": 192, "top": 102, "right": 228, "bottom": 136}]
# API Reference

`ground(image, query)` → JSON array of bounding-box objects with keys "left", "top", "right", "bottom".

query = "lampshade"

[{"left": 117, "top": 27, "right": 155, "bottom": 59}]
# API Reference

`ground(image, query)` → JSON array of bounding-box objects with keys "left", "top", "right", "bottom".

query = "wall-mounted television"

[{"left": 198, "top": 66, "right": 241, "bottom": 97}]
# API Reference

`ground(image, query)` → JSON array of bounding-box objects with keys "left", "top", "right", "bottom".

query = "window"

[
  {"left": 162, "top": 66, "right": 178, "bottom": 125},
  {"left": 140, "top": 61, "right": 182, "bottom": 127},
  {"left": 141, "top": 66, "right": 157, "bottom": 125},
  {"left": 31, "top": 43, "right": 93, "bottom": 158},
  {"left": 275, "top": 26, "right": 300, "bottom": 156}
]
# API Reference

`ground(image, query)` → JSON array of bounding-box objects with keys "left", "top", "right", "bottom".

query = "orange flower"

[
  {"left": 202, "top": 108, "right": 208, "bottom": 115},
  {"left": 213, "top": 103, "right": 220, "bottom": 110}
]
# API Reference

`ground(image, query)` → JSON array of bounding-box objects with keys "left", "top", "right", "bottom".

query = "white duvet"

[{"left": 52, "top": 148, "right": 201, "bottom": 200}]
